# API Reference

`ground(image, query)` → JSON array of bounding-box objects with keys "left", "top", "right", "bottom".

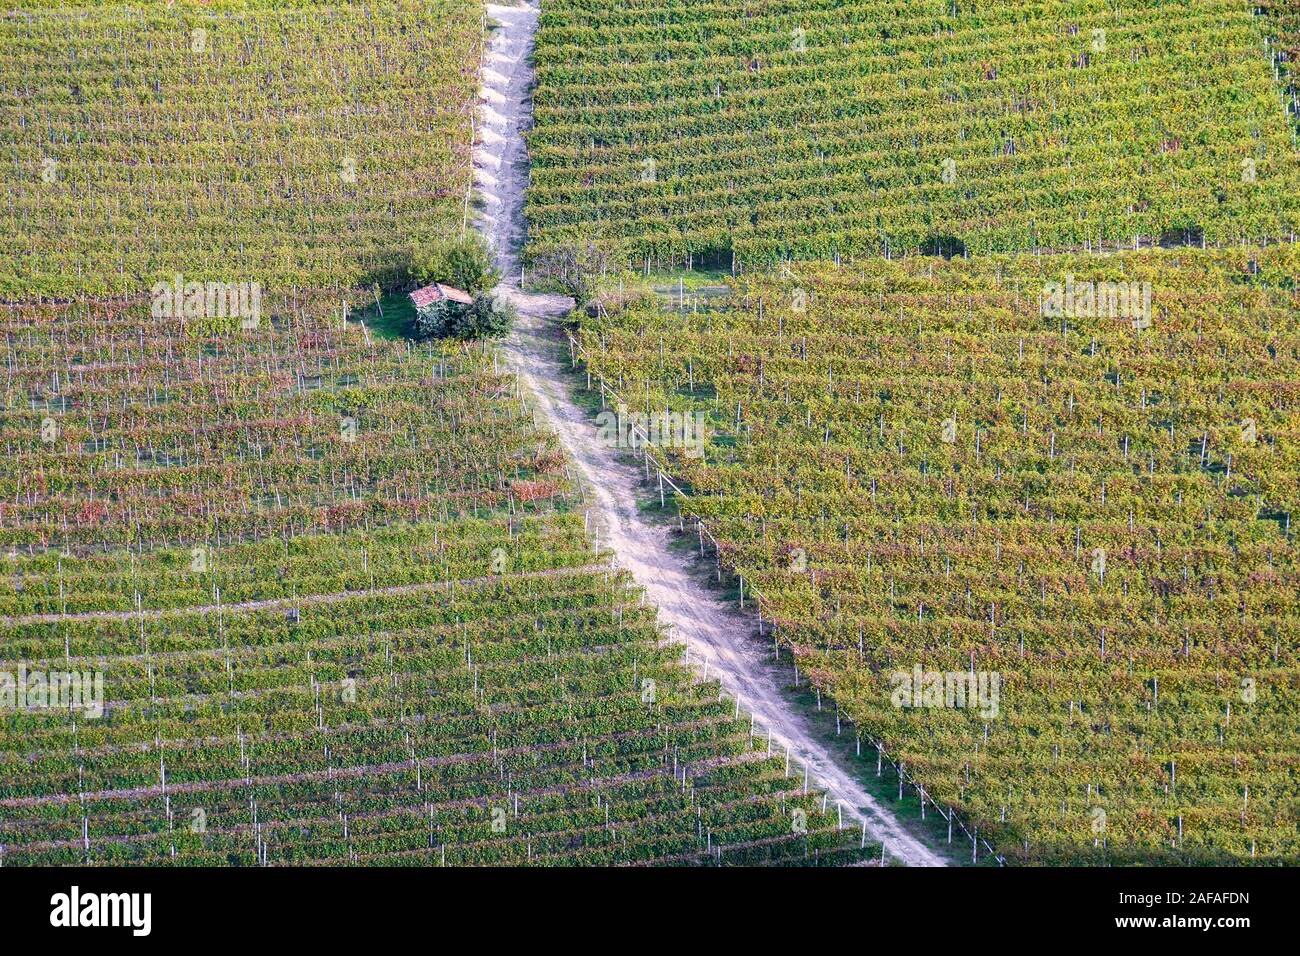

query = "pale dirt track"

[{"left": 473, "top": 0, "right": 946, "bottom": 867}]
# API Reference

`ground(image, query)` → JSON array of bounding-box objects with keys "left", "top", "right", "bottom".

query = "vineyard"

[
  {"left": 574, "top": 248, "right": 1300, "bottom": 864},
  {"left": 6, "top": 0, "right": 1298, "bottom": 876},
  {"left": 1, "top": 0, "right": 481, "bottom": 297},
  {"left": 0, "top": 525, "right": 869, "bottom": 866},
  {"left": 527, "top": 0, "right": 1300, "bottom": 268},
  {"left": 1262, "top": 0, "right": 1300, "bottom": 137},
  {"left": 0, "top": 2, "right": 876, "bottom": 867},
  {"left": 0, "top": 290, "right": 874, "bottom": 866},
  {"left": 0, "top": 293, "right": 568, "bottom": 551}
]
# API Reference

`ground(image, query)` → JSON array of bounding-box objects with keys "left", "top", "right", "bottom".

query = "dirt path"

[
  {"left": 473, "top": 1, "right": 945, "bottom": 867},
  {"left": 475, "top": 2, "right": 537, "bottom": 283}
]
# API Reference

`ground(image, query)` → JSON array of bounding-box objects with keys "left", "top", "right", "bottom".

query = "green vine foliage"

[
  {"left": 577, "top": 247, "right": 1300, "bottom": 864},
  {"left": 528, "top": 0, "right": 1300, "bottom": 270},
  {"left": 0, "top": 0, "right": 482, "bottom": 298},
  {"left": 0, "top": 3, "right": 873, "bottom": 867}
]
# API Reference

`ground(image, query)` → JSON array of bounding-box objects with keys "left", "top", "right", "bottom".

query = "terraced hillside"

[
  {"left": 0, "top": 0, "right": 481, "bottom": 297},
  {"left": 574, "top": 248, "right": 1300, "bottom": 864},
  {"left": 528, "top": 0, "right": 1300, "bottom": 268}
]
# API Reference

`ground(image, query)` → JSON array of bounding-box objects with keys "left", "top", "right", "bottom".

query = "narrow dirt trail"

[{"left": 473, "top": 1, "right": 946, "bottom": 867}]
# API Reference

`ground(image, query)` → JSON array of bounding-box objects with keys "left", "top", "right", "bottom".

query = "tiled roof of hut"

[{"left": 409, "top": 282, "right": 473, "bottom": 308}]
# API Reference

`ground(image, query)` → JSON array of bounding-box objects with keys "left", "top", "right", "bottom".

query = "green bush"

[
  {"left": 448, "top": 292, "right": 516, "bottom": 339},
  {"left": 412, "top": 301, "right": 452, "bottom": 340},
  {"left": 413, "top": 291, "right": 516, "bottom": 341}
]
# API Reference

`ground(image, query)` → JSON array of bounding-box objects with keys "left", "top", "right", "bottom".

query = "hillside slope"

[{"left": 528, "top": 0, "right": 1300, "bottom": 267}]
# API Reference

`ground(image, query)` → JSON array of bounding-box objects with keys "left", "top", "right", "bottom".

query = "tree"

[
  {"left": 411, "top": 235, "right": 499, "bottom": 294},
  {"left": 448, "top": 292, "right": 516, "bottom": 339},
  {"left": 528, "top": 239, "right": 617, "bottom": 305}
]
